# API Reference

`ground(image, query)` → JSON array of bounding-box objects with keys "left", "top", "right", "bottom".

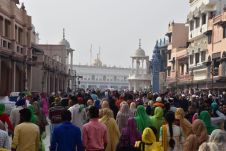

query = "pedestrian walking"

[
  {"left": 50, "top": 110, "right": 84, "bottom": 151},
  {"left": 11, "top": 108, "right": 40, "bottom": 151}
]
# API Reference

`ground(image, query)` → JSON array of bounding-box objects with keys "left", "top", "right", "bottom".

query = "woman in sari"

[
  {"left": 199, "top": 111, "right": 217, "bottom": 135},
  {"left": 175, "top": 108, "right": 192, "bottom": 138},
  {"left": 117, "top": 118, "right": 141, "bottom": 151},
  {"left": 150, "top": 107, "right": 164, "bottom": 140},
  {"left": 183, "top": 134, "right": 198, "bottom": 151},
  {"left": 135, "top": 127, "right": 163, "bottom": 151},
  {"left": 209, "top": 129, "right": 226, "bottom": 151},
  {"left": 99, "top": 108, "right": 120, "bottom": 151},
  {"left": 134, "top": 105, "right": 152, "bottom": 133},
  {"left": 160, "top": 111, "right": 183, "bottom": 151},
  {"left": 116, "top": 103, "right": 133, "bottom": 132},
  {"left": 192, "top": 119, "right": 209, "bottom": 147}
]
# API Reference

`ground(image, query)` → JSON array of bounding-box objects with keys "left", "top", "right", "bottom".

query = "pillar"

[
  {"left": 179, "top": 65, "right": 182, "bottom": 75},
  {"left": 12, "top": 61, "right": 16, "bottom": 91},
  {"left": 24, "top": 64, "right": 28, "bottom": 90},
  {"left": 184, "top": 64, "right": 187, "bottom": 74},
  {"left": 11, "top": 18, "right": 16, "bottom": 52},
  {"left": 222, "top": 61, "right": 226, "bottom": 76},
  {"left": 70, "top": 52, "right": 73, "bottom": 68},
  {"left": 2, "top": 18, "right": 5, "bottom": 36}
]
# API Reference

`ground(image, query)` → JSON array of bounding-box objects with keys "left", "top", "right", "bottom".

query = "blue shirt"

[{"left": 50, "top": 122, "right": 84, "bottom": 151}]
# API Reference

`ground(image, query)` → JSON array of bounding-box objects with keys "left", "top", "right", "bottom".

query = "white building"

[
  {"left": 73, "top": 57, "right": 131, "bottom": 90},
  {"left": 187, "top": 0, "right": 226, "bottom": 89},
  {"left": 128, "top": 39, "right": 151, "bottom": 91}
]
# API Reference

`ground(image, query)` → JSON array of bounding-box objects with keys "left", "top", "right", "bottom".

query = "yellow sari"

[
  {"left": 135, "top": 128, "right": 163, "bottom": 151},
  {"left": 99, "top": 108, "right": 120, "bottom": 151}
]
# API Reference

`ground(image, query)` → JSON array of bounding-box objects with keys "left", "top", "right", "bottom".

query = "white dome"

[
  {"left": 93, "top": 58, "right": 102, "bottom": 67},
  {"left": 134, "top": 48, "right": 145, "bottom": 57},
  {"left": 60, "top": 39, "right": 70, "bottom": 49}
]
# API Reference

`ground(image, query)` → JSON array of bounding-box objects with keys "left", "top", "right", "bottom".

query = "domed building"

[{"left": 128, "top": 39, "right": 151, "bottom": 91}]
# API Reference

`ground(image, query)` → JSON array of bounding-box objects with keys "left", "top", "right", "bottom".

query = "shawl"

[
  {"left": 175, "top": 108, "right": 192, "bottom": 138},
  {"left": 199, "top": 111, "right": 217, "bottom": 135},
  {"left": 150, "top": 107, "right": 164, "bottom": 139},
  {"left": 162, "top": 125, "right": 168, "bottom": 151},
  {"left": 135, "top": 128, "right": 163, "bottom": 151},
  {"left": 120, "top": 118, "right": 141, "bottom": 146},
  {"left": 99, "top": 108, "right": 120, "bottom": 151},
  {"left": 116, "top": 103, "right": 133, "bottom": 132},
  {"left": 0, "top": 104, "right": 5, "bottom": 115},
  {"left": 135, "top": 105, "right": 151, "bottom": 133},
  {"left": 28, "top": 105, "right": 38, "bottom": 124},
  {"left": 209, "top": 129, "right": 226, "bottom": 151},
  {"left": 192, "top": 119, "right": 209, "bottom": 146},
  {"left": 183, "top": 134, "right": 198, "bottom": 151}
]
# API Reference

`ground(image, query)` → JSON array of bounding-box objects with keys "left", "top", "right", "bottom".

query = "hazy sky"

[{"left": 20, "top": 0, "right": 189, "bottom": 67}]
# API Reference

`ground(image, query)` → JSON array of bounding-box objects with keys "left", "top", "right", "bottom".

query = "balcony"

[{"left": 1, "top": 37, "right": 12, "bottom": 51}]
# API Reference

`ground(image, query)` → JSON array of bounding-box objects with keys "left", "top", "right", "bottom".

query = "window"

[
  {"left": 114, "top": 76, "right": 117, "bottom": 81},
  {"left": 103, "top": 75, "right": 106, "bottom": 81},
  {"left": 190, "top": 55, "right": 194, "bottom": 64},
  {"left": 168, "top": 35, "right": 172, "bottom": 43},
  {"left": 190, "top": 20, "right": 194, "bottom": 31},
  {"left": 5, "top": 20, "right": 11, "bottom": 38},
  {"left": 168, "top": 50, "right": 171, "bottom": 60},
  {"left": 172, "top": 62, "right": 175, "bottom": 70},
  {"left": 223, "top": 26, "right": 226, "bottom": 38},
  {"left": 167, "top": 67, "right": 171, "bottom": 76},
  {"left": 195, "top": 53, "right": 200, "bottom": 64},
  {"left": 201, "top": 51, "right": 206, "bottom": 62},
  {"left": 181, "top": 64, "right": 184, "bottom": 75},
  {"left": 208, "top": 34, "right": 212, "bottom": 44},
  {"left": 202, "top": 14, "right": 206, "bottom": 25},
  {"left": 91, "top": 75, "right": 95, "bottom": 80},
  {"left": 195, "top": 17, "right": 200, "bottom": 28}
]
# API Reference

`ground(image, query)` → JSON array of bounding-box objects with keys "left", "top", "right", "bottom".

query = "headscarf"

[
  {"left": 15, "top": 99, "right": 26, "bottom": 107},
  {"left": 183, "top": 134, "right": 198, "bottom": 151},
  {"left": 134, "top": 105, "right": 151, "bottom": 133},
  {"left": 175, "top": 108, "right": 192, "bottom": 138},
  {"left": 150, "top": 107, "right": 164, "bottom": 139},
  {"left": 28, "top": 105, "right": 38, "bottom": 124},
  {"left": 199, "top": 111, "right": 217, "bottom": 135},
  {"left": 192, "top": 119, "right": 209, "bottom": 146},
  {"left": 99, "top": 108, "right": 114, "bottom": 124},
  {"left": 0, "top": 104, "right": 5, "bottom": 115},
  {"left": 130, "top": 102, "right": 137, "bottom": 116},
  {"left": 209, "top": 129, "right": 226, "bottom": 151},
  {"left": 198, "top": 142, "right": 219, "bottom": 151},
  {"left": 120, "top": 118, "right": 141, "bottom": 146},
  {"left": 135, "top": 128, "right": 163, "bottom": 151},
  {"left": 99, "top": 108, "right": 120, "bottom": 151},
  {"left": 116, "top": 103, "right": 133, "bottom": 132}
]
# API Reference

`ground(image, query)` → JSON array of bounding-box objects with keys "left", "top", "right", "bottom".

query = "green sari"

[
  {"left": 199, "top": 111, "right": 217, "bottom": 135},
  {"left": 135, "top": 105, "right": 151, "bottom": 133}
]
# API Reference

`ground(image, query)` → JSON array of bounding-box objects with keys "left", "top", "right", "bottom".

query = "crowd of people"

[{"left": 0, "top": 89, "right": 226, "bottom": 151}]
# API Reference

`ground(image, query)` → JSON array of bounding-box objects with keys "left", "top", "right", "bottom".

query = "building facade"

[
  {"left": 151, "top": 39, "right": 168, "bottom": 93},
  {"left": 31, "top": 32, "right": 74, "bottom": 94},
  {"left": 128, "top": 40, "right": 151, "bottom": 91},
  {"left": 165, "top": 22, "right": 189, "bottom": 92},
  {"left": 73, "top": 63, "right": 131, "bottom": 91},
  {"left": 187, "top": 0, "right": 226, "bottom": 90},
  {"left": 206, "top": 10, "right": 226, "bottom": 90},
  {"left": 0, "top": 0, "right": 33, "bottom": 95}
]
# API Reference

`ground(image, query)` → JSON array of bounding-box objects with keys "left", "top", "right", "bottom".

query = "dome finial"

[
  {"left": 139, "top": 38, "right": 142, "bottom": 48},
  {"left": 63, "top": 28, "right": 65, "bottom": 40}
]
